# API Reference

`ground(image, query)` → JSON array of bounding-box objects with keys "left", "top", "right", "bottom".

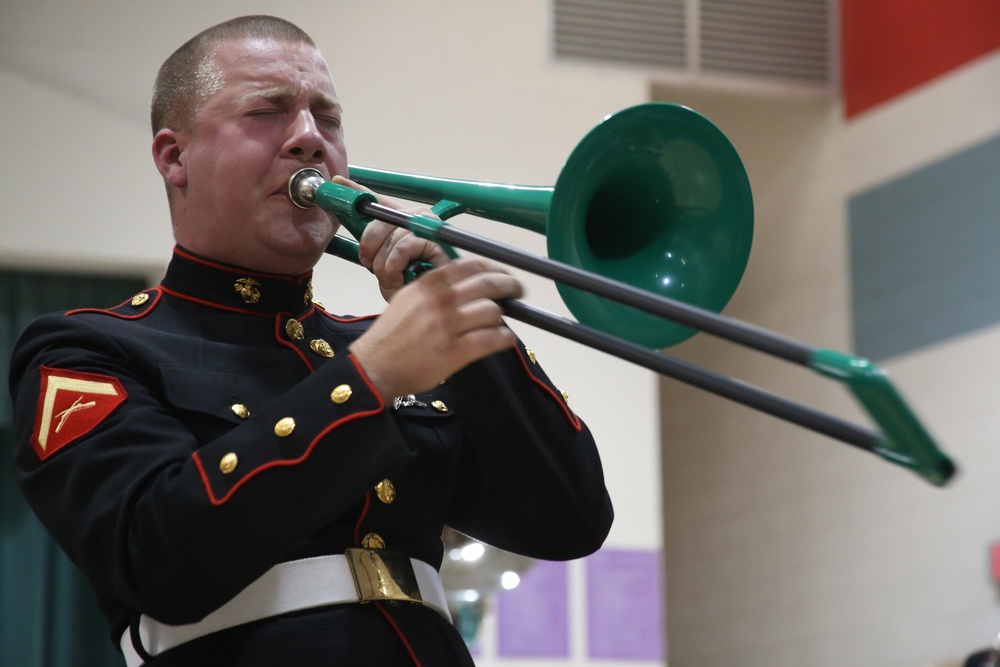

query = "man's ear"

[{"left": 152, "top": 129, "right": 187, "bottom": 188}]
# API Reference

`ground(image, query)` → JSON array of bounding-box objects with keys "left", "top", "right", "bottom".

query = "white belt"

[{"left": 120, "top": 552, "right": 450, "bottom": 667}]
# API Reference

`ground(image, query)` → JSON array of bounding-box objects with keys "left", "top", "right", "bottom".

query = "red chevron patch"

[{"left": 31, "top": 366, "right": 127, "bottom": 460}]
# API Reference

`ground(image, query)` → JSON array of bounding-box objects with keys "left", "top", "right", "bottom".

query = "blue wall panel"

[{"left": 849, "top": 133, "right": 1000, "bottom": 361}]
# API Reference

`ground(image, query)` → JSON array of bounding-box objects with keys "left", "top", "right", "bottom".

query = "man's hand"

[
  {"left": 331, "top": 175, "right": 450, "bottom": 302},
  {"left": 348, "top": 258, "right": 524, "bottom": 402}
]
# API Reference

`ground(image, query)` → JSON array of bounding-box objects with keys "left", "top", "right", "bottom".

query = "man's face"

[{"left": 166, "top": 38, "right": 348, "bottom": 274}]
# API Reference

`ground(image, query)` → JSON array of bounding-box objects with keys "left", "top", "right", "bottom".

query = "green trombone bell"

[{"left": 349, "top": 102, "right": 754, "bottom": 349}]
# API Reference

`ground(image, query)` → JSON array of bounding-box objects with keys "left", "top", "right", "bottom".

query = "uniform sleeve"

[
  {"left": 443, "top": 338, "right": 614, "bottom": 560},
  {"left": 9, "top": 313, "right": 413, "bottom": 626}
]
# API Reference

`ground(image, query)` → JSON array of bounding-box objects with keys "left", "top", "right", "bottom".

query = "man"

[{"left": 8, "top": 14, "right": 613, "bottom": 667}]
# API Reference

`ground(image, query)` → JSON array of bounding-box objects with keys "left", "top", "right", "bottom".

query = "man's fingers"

[
  {"left": 449, "top": 268, "right": 524, "bottom": 306},
  {"left": 456, "top": 299, "right": 507, "bottom": 334},
  {"left": 347, "top": 258, "right": 524, "bottom": 400},
  {"left": 381, "top": 232, "right": 440, "bottom": 282},
  {"left": 451, "top": 326, "right": 519, "bottom": 369}
]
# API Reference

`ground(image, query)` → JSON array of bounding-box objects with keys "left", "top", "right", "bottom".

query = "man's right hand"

[{"left": 348, "top": 258, "right": 524, "bottom": 402}]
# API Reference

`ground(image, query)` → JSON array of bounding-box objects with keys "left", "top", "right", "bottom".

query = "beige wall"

[
  {"left": 0, "top": 66, "right": 172, "bottom": 274},
  {"left": 0, "top": 2, "right": 661, "bottom": 665},
  {"left": 9, "top": 2, "right": 996, "bottom": 665},
  {"left": 660, "top": 53, "right": 1000, "bottom": 667}
]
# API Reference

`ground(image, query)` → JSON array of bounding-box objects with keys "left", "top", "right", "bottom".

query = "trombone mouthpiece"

[{"left": 288, "top": 168, "right": 325, "bottom": 209}]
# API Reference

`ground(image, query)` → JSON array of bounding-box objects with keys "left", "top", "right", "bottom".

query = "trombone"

[{"left": 287, "top": 103, "right": 956, "bottom": 488}]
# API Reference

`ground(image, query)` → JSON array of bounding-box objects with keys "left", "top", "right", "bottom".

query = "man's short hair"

[{"left": 150, "top": 15, "right": 316, "bottom": 135}]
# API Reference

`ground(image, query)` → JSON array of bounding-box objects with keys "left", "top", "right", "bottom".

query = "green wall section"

[{"left": 849, "top": 132, "right": 1000, "bottom": 361}]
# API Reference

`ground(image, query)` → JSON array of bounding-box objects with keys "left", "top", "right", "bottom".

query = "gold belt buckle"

[{"left": 346, "top": 548, "right": 423, "bottom": 604}]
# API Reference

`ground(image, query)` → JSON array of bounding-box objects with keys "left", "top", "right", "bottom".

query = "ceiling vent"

[{"left": 552, "top": 0, "right": 836, "bottom": 93}]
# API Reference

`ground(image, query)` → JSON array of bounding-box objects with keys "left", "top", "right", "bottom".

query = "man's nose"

[{"left": 284, "top": 111, "right": 325, "bottom": 161}]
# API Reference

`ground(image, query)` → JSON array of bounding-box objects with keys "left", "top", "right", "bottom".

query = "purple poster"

[
  {"left": 586, "top": 549, "right": 664, "bottom": 660},
  {"left": 495, "top": 560, "right": 569, "bottom": 657}
]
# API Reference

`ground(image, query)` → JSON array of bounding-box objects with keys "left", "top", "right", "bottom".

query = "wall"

[
  {"left": 841, "top": 0, "right": 1000, "bottom": 118},
  {"left": 659, "top": 5, "right": 1000, "bottom": 665},
  {"left": 11, "top": 2, "right": 998, "bottom": 665},
  {"left": 0, "top": 66, "right": 172, "bottom": 275},
  {"left": 0, "top": 1, "right": 663, "bottom": 665}
]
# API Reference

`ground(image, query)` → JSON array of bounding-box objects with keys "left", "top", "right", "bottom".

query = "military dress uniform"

[{"left": 8, "top": 246, "right": 613, "bottom": 666}]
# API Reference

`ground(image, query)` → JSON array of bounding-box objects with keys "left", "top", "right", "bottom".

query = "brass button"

[
  {"left": 361, "top": 532, "right": 386, "bottom": 549},
  {"left": 560, "top": 389, "right": 570, "bottom": 403},
  {"left": 331, "top": 384, "right": 353, "bottom": 404},
  {"left": 219, "top": 452, "right": 238, "bottom": 474},
  {"left": 525, "top": 347, "right": 537, "bottom": 364},
  {"left": 375, "top": 479, "right": 396, "bottom": 504},
  {"left": 231, "top": 403, "right": 250, "bottom": 419},
  {"left": 285, "top": 319, "right": 304, "bottom": 340},
  {"left": 131, "top": 293, "right": 149, "bottom": 307},
  {"left": 431, "top": 400, "right": 448, "bottom": 413},
  {"left": 274, "top": 417, "right": 296, "bottom": 437},
  {"left": 309, "top": 339, "right": 335, "bottom": 358}
]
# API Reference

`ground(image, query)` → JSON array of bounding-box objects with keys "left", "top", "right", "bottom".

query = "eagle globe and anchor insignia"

[{"left": 234, "top": 277, "right": 262, "bottom": 304}]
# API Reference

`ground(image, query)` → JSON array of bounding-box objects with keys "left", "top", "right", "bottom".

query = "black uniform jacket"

[{"left": 9, "top": 247, "right": 613, "bottom": 666}]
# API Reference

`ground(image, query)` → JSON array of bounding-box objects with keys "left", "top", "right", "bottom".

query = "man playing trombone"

[{"left": 8, "top": 15, "right": 613, "bottom": 666}]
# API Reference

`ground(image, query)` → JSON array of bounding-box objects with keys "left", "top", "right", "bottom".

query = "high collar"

[{"left": 161, "top": 246, "right": 316, "bottom": 317}]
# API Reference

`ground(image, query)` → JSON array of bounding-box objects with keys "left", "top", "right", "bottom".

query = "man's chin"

[{"left": 273, "top": 234, "right": 336, "bottom": 272}]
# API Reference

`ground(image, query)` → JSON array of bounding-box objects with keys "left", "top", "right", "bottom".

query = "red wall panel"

[{"left": 842, "top": 0, "right": 1000, "bottom": 119}]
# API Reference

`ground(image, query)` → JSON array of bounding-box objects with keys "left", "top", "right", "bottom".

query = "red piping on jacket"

[
  {"left": 66, "top": 289, "right": 163, "bottom": 319},
  {"left": 353, "top": 491, "right": 372, "bottom": 547},
  {"left": 375, "top": 602, "right": 423, "bottom": 667},
  {"left": 514, "top": 346, "right": 581, "bottom": 431},
  {"left": 173, "top": 246, "right": 310, "bottom": 285},
  {"left": 273, "top": 314, "right": 315, "bottom": 372},
  {"left": 191, "top": 354, "right": 386, "bottom": 505}
]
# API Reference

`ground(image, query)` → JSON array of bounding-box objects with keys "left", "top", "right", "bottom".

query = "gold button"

[
  {"left": 560, "top": 389, "right": 570, "bottom": 403},
  {"left": 330, "top": 384, "right": 353, "bottom": 404},
  {"left": 131, "top": 293, "right": 149, "bottom": 307},
  {"left": 231, "top": 403, "right": 250, "bottom": 419},
  {"left": 219, "top": 453, "right": 238, "bottom": 474},
  {"left": 309, "top": 339, "right": 335, "bottom": 358},
  {"left": 431, "top": 400, "right": 448, "bottom": 413},
  {"left": 274, "top": 417, "right": 296, "bottom": 437},
  {"left": 375, "top": 479, "right": 396, "bottom": 504},
  {"left": 285, "top": 319, "right": 304, "bottom": 340},
  {"left": 525, "top": 347, "right": 537, "bottom": 364},
  {"left": 361, "top": 532, "right": 386, "bottom": 549}
]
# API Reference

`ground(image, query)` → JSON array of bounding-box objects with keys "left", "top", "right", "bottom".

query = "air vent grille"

[
  {"left": 554, "top": 0, "right": 686, "bottom": 69},
  {"left": 552, "top": 0, "right": 833, "bottom": 91},
  {"left": 701, "top": 0, "right": 831, "bottom": 83}
]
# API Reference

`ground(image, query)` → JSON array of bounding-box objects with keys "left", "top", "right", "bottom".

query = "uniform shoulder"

[
  {"left": 314, "top": 307, "right": 378, "bottom": 324},
  {"left": 66, "top": 287, "right": 162, "bottom": 320},
  {"left": 313, "top": 307, "right": 378, "bottom": 335},
  {"left": 12, "top": 288, "right": 162, "bottom": 360}
]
